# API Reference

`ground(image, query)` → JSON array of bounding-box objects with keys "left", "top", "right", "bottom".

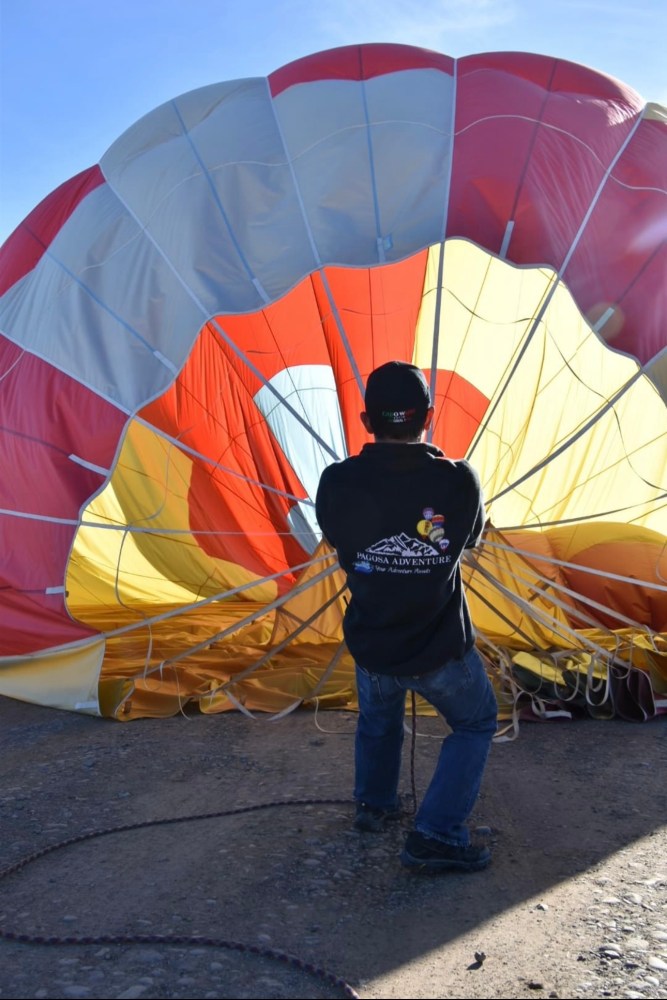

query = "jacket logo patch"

[
  {"left": 354, "top": 532, "right": 451, "bottom": 575},
  {"left": 417, "top": 507, "right": 450, "bottom": 553}
]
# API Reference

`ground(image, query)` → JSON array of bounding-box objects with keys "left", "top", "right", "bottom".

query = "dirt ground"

[{"left": 0, "top": 694, "right": 666, "bottom": 1000}]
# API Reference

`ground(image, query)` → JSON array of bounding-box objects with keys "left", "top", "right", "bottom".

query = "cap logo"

[{"left": 381, "top": 407, "right": 416, "bottom": 424}]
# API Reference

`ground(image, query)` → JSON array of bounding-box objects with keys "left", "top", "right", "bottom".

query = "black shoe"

[
  {"left": 354, "top": 801, "right": 402, "bottom": 832},
  {"left": 400, "top": 831, "right": 491, "bottom": 871}
]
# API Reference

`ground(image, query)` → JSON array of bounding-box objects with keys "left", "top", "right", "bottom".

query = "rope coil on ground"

[
  {"left": 1, "top": 704, "right": 425, "bottom": 998},
  {"left": 0, "top": 797, "right": 361, "bottom": 1000}
]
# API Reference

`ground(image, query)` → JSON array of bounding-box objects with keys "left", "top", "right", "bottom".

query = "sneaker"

[
  {"left": 400, "top": 830, "right": 491, "bottom": 871},
  {"left": 354, "top": 801, "right": 402, "bottom": 833}
]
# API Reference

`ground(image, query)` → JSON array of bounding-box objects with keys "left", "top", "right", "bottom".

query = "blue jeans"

[{"left": 354, "top": 646, "right": 497, "bottom": 846}]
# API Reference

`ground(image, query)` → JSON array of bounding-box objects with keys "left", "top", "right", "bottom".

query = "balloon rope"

[
  {"left": 464, "top": 579, "right": 542, "bottom": 650},
  {"left": 431, "top": 250, "right": 494, "bottom": 443},
  {"left": 180, "top": 581, "right": 348, "bottom": 694},
  {"left": 170, "top": 99, "right": 270, "bottom": 300},
  {"left": 557, "top": 109, "right": 648, "bottom": 281},
  {"left": 481, "top": 537, "right": 667, "bottom": 597},
  {"left": 474, "top": 635, "right": 524, "bottom": 742},
  {"left": 427, "top": 240, "right": 446, "bottom": 444},
  {"left": 265, "top": 81, "right": 365, "bottom": 399},
  {"left": 467, "top": 275, "right": 557, "bottom": 461},
  {"left": 470, "top": 100, "right": 649, "bottom": 471},
  {"left": 488, "top": 369, "right": 648, "bottom": 507},
  {"left": 83, "top": 525, "right": 325, "bottom": 537},
  {"left": 467, "top": 550, "right": 604, "bottom": 653},
  {"left": 427, "top": 52, "right": 459, "bottom": 430},
  {"left": 496, "top": 496, "right": 667, "bottom": 531},
  {"left": 474, "top": 543, "right": 657, "bottom": 637},
  {"left": 135, "top": 415, "right": 317, "bottom": 507},
  {"left": 465, "top": 554, "right": 630, "bottom": 667},
  {"left": 218, "top": 639, "right": 350, "bottom": 724},
  {"left": 549, "top": 337, "right": 666, "bottom": 494},
  {"left": 151, "top": 563, "right": 341, "bottom": 672},
  {"left": 464, "top": 575, "right": 617, "bottom": 713},
  {"left": 0, "top": 509, "right": 320, "bottom": 532},
  {"left": 215, "top": 316, "right": 343, "bottom": 461},
  {"left": 214, "top": 314, "right": 344, "bottom": 475},
  {"left": 0, "top": 348, "right": 24, "bottom": 383},
  {"left": 98, "top": 552, "right": 337, "bottom": 641},
  {"left": 317, "top": 272, "right": 366, "bottom": 400}
]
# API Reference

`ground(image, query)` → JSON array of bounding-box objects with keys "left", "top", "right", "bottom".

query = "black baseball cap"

[{"left": 364, "top": 361, "right": 431, "bottom": 435}]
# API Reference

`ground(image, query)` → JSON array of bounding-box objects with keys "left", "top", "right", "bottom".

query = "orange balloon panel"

[
  {"left": 547, "top": 523, "right": 667, "bottom": 633},
  {"left": 503, "top": 523, "right": 667, "bottom": 633},
  {"left": 140, "top": 323, "right": 310, "bottom": 590}
]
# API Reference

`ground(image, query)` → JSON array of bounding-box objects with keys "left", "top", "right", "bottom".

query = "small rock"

[
  {"left": 648, "top": 955, "right": 667, "bottom": 971},
  {"left": 135, "top": 949, "right": 166, "bottom": 963},
  {"left": 115, "top": 988, "right": 147, "bottom": 1000},
  {"left": 536, "top": 902, "right": 549, "bottom": 911}
]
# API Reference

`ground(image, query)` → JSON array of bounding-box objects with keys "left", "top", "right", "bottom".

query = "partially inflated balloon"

[{"left": 0, "top": 44, "right": 665, "bottom": 721}]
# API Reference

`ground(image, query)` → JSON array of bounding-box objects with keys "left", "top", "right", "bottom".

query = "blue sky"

[{"left": 1, "top": 0, "right": 666, "bottom": 245}]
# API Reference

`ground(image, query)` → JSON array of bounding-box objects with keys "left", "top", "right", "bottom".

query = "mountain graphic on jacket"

[{"left": 365, "top": 533, "right": 437, "bottom": 557}]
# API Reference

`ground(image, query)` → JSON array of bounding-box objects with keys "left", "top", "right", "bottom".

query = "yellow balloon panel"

[
  {"left": 67, "top": 418, "right": 278, "bottom": 623},
  {"left": 413, "top": 243, "right": 666, "bottom": 534}
]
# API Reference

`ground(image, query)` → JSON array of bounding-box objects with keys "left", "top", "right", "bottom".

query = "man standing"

[{"left": 315, "top": 360, "right": 497, "bottom": 872}]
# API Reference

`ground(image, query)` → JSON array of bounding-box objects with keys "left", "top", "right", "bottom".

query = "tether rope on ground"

[
  {"left": 0, "top": 797, "right": 361, "bottom": 1000},
  {"left": 0, "top": 702, "right": 427, "bottom": 999}
]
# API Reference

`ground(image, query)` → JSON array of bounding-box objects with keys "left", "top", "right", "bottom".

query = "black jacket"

[{"left": 315, "top": 442, "right": 485, "bottom": 676}]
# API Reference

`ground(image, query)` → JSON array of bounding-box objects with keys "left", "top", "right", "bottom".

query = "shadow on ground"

[{"left": 0, "top": 695, "right": 665, "bottom": 999}]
